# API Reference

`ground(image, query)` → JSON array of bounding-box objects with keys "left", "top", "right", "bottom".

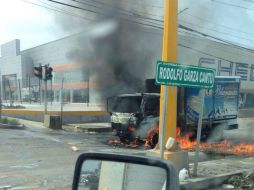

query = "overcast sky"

[
  {"left": 1, "top": 0, "right": 254, "bottom": 51},
  {"left": 0, "top": 0, "right": 90, "bottom": 50}
]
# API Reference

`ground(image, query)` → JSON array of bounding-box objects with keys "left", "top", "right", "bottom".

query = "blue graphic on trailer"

[
  {"left": 186, "top": 88, "right": 214, "bottom": 122},
  {"left": 186, "top": 76, "right": 240, "bottom": 123}
]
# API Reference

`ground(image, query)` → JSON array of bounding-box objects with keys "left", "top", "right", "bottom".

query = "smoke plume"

[
  {"left": 67, "top": 18, "right": 161, "bottom": 99},
  {"left": 52, "top": 0, "right": 162, "bottom": 100}
]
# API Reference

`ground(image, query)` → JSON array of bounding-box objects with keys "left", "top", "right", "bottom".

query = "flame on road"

[{"left": 176, "top": 128, "right": 254, "bottom": 156}]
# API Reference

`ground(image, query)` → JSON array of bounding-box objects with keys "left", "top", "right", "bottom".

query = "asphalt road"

[
  {"left": 0, "top": 117, "right": 253, "bottom": 190},
  {"left": 224, "top": 118, "right": 254, "bottom": 141},
  {"left": 0, "top": 122, "right": 146, "bottom": 190}
]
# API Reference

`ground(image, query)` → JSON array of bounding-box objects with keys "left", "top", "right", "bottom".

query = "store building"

[
  {"left": 1, "top": 27, "right": 254, "bottom": 108},
  {"left": 0, "top": 33, "right": 93, "bottom": 104}
]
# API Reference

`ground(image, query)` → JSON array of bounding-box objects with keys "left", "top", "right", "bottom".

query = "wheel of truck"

[
  {"left": 119, "top": 137, "right": 127, "bottom": 143},
  {"left": 111, "top": 123, "right": 117, "bottom": 133},
  {"left": 145, "top": 126, "right": 159, "bottom": 148},
  {"left": 151, "top": 133, "right": 158, "bottom": 147},
  {"left": 119, "top": 136, "right": 131, "bottom": 144},
  {"left": 146, "top": 133, "right": 158, "bottom": 148}
]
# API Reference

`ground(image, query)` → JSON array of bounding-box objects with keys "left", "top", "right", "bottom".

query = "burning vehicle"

[
  {"left": 107, "top": 93, "right": 160, "bottom": 146},
  {"left": 107, "top": 77, "right": 241, "bottom": 147}
]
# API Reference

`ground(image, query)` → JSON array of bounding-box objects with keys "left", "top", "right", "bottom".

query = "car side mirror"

[{"left": 72, "top": 152, "right": 179, "bottom": 190}]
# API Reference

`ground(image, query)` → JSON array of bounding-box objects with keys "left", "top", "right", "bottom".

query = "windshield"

[
  {"left": 113, "top": 96, "right": 142, "bottom": 113},
  {"left": 142, "top": 96, "right": 160, "bottom": 115}
]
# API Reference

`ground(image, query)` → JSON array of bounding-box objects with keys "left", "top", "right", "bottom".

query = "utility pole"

[
  {"left": 0, "top": 79, "right": 2, "bottom": 121},
  {"left": 50, "top": 78, "right": 53, "bottom": 105},
  {"left": 39, "top": 79, "right": 41, "bottom": 105},
  {"left": 28, "top": 76, "right": 31, "bottom": 104},
  {"left": 43, "top": 65, "right": 48, "bottom": 114},
  {"left": 60, "top": 78, "right": 64, "bottom": 126},
  {"left": 87, "top": 70, "right": 90, "bottom": 107},
  {"left": 18, "top": 79, "right": 22, "bottom": 104},
  {"left": 159, "top": 0, "right": 178, "bottom": 157},
  {"left": 7, "top": 79, "right": 13, "bottom": 106},
  {"left": 44, "top": 79, "right": 47, "bottom": 114}
]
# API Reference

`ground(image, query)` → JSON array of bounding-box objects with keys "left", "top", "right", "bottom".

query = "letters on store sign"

[{"left": 198, "top": 57, "right": 254, "bottom": 81}]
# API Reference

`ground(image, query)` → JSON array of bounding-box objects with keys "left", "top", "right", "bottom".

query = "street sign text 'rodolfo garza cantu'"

[{"left": 156, "top": 61, "right": 215, "bottom": 89}]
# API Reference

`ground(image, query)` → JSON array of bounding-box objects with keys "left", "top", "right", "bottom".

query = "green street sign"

[{"left": 156, "top": 61, "right": 215, "bottom": 89}]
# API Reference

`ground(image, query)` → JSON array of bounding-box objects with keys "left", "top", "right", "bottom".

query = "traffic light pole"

[
  {"left": 39, "top": 79, "right": 41, "bottom": 105},
  {"left": 34, "top": 64, "right": 53, "bottom": 115},
  {"left": 50, "top": 79, "right": 53, "bottom": 105},
  {"left": 60, "top": 78, "right": 64, "bottom": 126},
  {"left": 44, "top": 79, "right": 47, "bottom": 115}
]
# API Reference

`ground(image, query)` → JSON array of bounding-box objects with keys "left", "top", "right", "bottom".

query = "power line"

[
  {"left": 78, "top": 0, "right": 182, "bottom": 17},
  {"left": 47, "top": 0, "right": 103, "bottom": 14},
  {"left": 45, "top": 0, "right": 254, "bottom": 52},
  {"left": 179, "top": 19, "right": 254, "bottom": 43},
  {"left": 18, "top": 0, "right": 254, "bottom": 69},
  {"left": 180, "top": 31, "right": 254, "bottom": 62},
  {"left": 71, "top": 0, "right": 101, "bottom": 9},
  {"left": 181, "top": 12, "right": 254, "bottom": 36},
  {"left": 178, "top": 7, "right": 189, "bottom": 15},
  {"left": 179, "top": 43, "right": 254, "bottom": 69},
  {"left": 179, "top": 24, "right": 254, "bottom": 53},
  {"left": 212, "top": 0, "right": 254, "bottom": 11},
  {"left": 179, "top": 43, "right": 233, "bottom": 63},
  {"left": 23, "top": 0, "right": 163, "bottom": 30},
  {"left": 47, "top": 0, "right": 164, "bottom": 29},
  {"left": 71, "top": 0, "right": 164, "bottom": 22},
  {"left": 242, "top": 0, "right": 254, "bottom": 2},
  {"left": 34, "top": 0, "right": 254, "bottom": 42},
  {"left": 79, "top": 0, "right": 164, "bottom": 9},
  {"left": 20, "top": 0, "right": 95, "bottom": 21},
  {"left": 39, "top": 0, "right": 95, "bottom": 20}
]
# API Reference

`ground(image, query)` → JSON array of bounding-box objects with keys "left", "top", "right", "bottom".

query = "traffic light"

[
  {"left": 46, "top": 67, "right": 53, "bottom": 80},
  {"left": 33, "top": 66, "right": 42, "bottom": 79}
]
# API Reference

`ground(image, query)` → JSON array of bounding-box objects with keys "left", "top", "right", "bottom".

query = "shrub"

[
  {"left": 1, "top": 117, "right": 8, "bottom": 124},
  {"left": 0, "top": 117, "right": 20, "bottom": 125},
  {"left": 8, "top": 119, "right": 20, "bottom": 125}
]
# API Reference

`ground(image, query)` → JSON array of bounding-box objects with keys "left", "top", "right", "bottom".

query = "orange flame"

[{"left": 176, "top": 128, "right": 254, "bottom": 156}]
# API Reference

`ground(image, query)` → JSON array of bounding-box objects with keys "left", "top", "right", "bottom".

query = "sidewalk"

[
  {"left": 3, "top": 117, "right": 112, "bottom": 133},
  {"left": 2, "top": 102, "right": 105, "bottom": 111},
  {"left": 180, "top": 156, "right": 254, "bottom": 190}
]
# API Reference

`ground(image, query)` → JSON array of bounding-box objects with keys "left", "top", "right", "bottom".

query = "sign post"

[
  {"left": 193, "top": 89, "right": 205, "bottom": 177},
  {"left": 156, "top": 61, "right": 215, "bottom": 172},
  {"left": 160, "top": 86, "right": 168, "bottom": 158}
]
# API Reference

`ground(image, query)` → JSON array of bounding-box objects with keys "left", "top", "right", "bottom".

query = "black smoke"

[{"left": 67, "top": 18, "right": 161, "bottom": 99}]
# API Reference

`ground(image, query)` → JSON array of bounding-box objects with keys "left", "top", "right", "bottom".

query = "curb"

[
  {"left": 0, "top": 123, "right": 25, "bottom": 130},
  {"left": 64, "top": 125, "right": 112, "bottom": 133},
  {"left": 180, "top": 170, "right": 248, "bottom": 190}
]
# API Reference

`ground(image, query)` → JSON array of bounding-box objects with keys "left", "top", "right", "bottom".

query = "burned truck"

[
  {"left": 107, "top": 77, "right": 241, "bottom": 147},
  {"left": 107, "top": 93, "right": 160, "bottom": 146}
]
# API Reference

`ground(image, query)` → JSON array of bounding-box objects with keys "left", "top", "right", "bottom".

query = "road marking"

[{"left": 10, "top": 163, "right": 39, "bottom": 169}]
